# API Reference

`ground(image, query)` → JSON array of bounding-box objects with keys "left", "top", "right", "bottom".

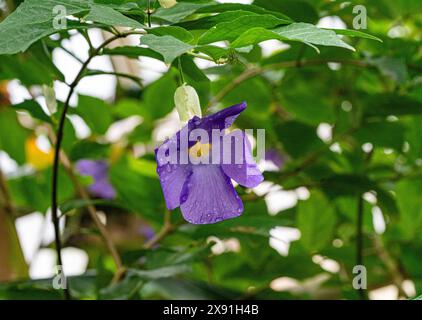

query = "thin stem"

[
  {"left": 356, "top": 194, "right": 367, "bottom": 300},
  {"left": 372, "top": 235, "right": 408, "bottom": 298},
  {"left": 295, "top": 44, "right": 307, "bottom": 67},
  {"left": 143, "top": 210, "right": 175, "bottom": 249},
  {"left": 207, "top": 68, "right": 262, "bottom": 111},
  {"left": 147, "top": 0, "right": 152, "bottom": 28},
  {"left": 51, "top": 48, "right": 94, "bottom": 301},
  {"left": 85, "top": 69, "right": 144, "bottom": 88},
  {"left": 56, "top": 147, "right": 124, "bottom": 277},
  {"left": 50, "top": 30, "right": 145, "bottom": 299},
  {"left": 110, "top": 26, "right": 120, "bottom": 36},
  {"left": 60, "top": 46, "right": 84, "bottom": 64},
  {"left": 81, "top": 30, "right": 94, "bottom": 52},
  {"left": 178, "top": 57, "right": 185, "bottom": 85}
]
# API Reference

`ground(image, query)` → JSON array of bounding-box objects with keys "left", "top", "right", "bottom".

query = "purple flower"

[
  {"left": 265, "top": 149, "right": 285, "bottom": 170},
  {"left": 155, "top": 102, "right": 264, "bottom": 224},
  {"left": 76, "top": 160, "right": 116, "bottom": 200},
  {"left": 139, "top": 225, "right": 155, "bottom": 242}
]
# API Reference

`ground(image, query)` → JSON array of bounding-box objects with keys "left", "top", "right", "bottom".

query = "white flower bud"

[
  {"left": 42, "top": 85, "right": 57, "bottom": 114},
  {"left": 158, "top": 0, "right": 177, "bottom": 9},
  {"left": 174, "top": 84, "right": 202, "bottom": 123}
]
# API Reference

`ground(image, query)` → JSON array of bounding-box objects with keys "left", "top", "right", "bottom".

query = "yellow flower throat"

[{"left": 189, "top": 142, "right": 212, "bottom": 159}]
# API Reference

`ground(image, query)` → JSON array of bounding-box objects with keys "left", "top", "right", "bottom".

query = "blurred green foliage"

[{"left": 0, "top": 0, "right": 421, "bottom": 300}]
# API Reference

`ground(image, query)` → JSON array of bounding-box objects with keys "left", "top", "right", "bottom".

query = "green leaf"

[
  {"left": 102, "top": 46, "right": 164, "bottom": 61},
  {"left": 149, "top": 26, "right": 194, "bottom": 43},
  {"left": 85, "top": 4, "right": 144, "bottom": 28},
  {"left": 396, "top": 178, "right": 422, "bottom": 240},
  {"left": 11, "top": 100, "right": 51, "bottom": 123},
  {"left": 370, "top": 57, "right": 408, "bottom": 84},
  {"left": 0, "top": 0, "right": 90, "bottom": 55},
  {"left": 99, "top": 264, "right": 191, "bottom": 299},
  {"left": 142, "top": 278, "right": 235, "bottom": 300},
  {"left": 59, "top": 198, "right": 119, "bottom": 215},
  {"left": 178, "top": 10, "right": 282, "bottom": 30},
  {"left": 198, "top": 14, "right": 288, "bottom": 45},
  {"left": 109, "top": 158, "right": 163, "bottom": 222},
  {"left": 127, "top": 156, "right": 158, "bottom": 179},
  {"left": 153, "top": 1, "right": 212, "bottom": 23},
  {"left": 297, "top": 192, "right": 336, "bottom": 252},
  {"left": 141, "top": 34, "right": 193, "bottom": 64},
  {"left": 0, "top": 110, "right": 28, "bottom": 165},
  {"left": 274, "top": 121, "right": 323, "bottom": 158},
  {"left": 61, "top": 118, "right": 78, "bottom": 154},
  {"left": 253, "top": 0, "right": 317, "bottom": 23},
  {"left": 195, "top": 45, "right": 230, "bottom": 62},
  {"left": 99, "top": 277, "right": 142, "bottom": 300},
  {"left": 278, "top": 69, "right": 336, "bottom": 125},
  {"left": 8, "top": 168, "right": 74, "bottom": 213},
  {"left": 75, "top": 95, "right": 113, "bottom": 135},
  {"left": 0, "top": 44, "right": 64, "bottom": 85},
  {"left": 0, "top": 284, "right": 63, "bottom": 300},
  {"left": 128, "top": 265, "right": 191, "bottom": 280},
  {"left": 176, "top": 55, "right": 210, "bottom": 107},
  {"left": 143, "top": 71, "right": 178, "bottom": 120},
  {"left": 69, "top": 140, "right": 109, "bottom": 161},
  {"left": 232, "top": 23, "right": 355, "bottom": 52},
  {"left": 406, "top": 116, "right": 422, "bottom": 161},
  {"left": 195, "top": 3, "right": 292, "bottom": 21},
  {"left": 363, "top": 94, "right": 422, "bottom": 117},
  {"left": 184, "top": 200, "right": 292, "bottom": 239},
  {"left": 8, "top": 175, "right": 49, "bottom": 212},
  {"left": 211, "top": 76, "right": 272, "bottom": 117},
  {"left": 353, "top": 121, "right": 405, "bottom": 150},
  {"left": 330, "top": 29, "right": 382, "bottom": 42}
]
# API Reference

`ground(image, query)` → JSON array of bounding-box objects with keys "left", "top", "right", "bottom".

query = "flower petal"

[
  {"left": 89, "top": 178, "right": 116, "bottom": 200},
  {"left": 157, "top": 162, "right": 191, "bottom": 210},
  {"left": 193, "top": 102, "right": 247, "bottom": 133},
  {"left": 180, "top": 165, "right": 243, "bottom": 224},
  {"left": 76, "top": 160, "right": 116, "bottom": 199},
  {"left": 76, "top": 160, "right": 108, "bottom": 179},
  {"left": 265, "top": 149, "right": 285, "bottom": 170},
  {"left": 220, "top": 130, "right": 264, "bottom": 188}
]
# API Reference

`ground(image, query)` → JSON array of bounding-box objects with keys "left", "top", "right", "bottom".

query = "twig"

[
  {"left": 50, "top": 30, "right": 145, "bottom": 300},
  {"left": 143, "top": 210, "right": 174, "bottom": 249},
  {"left": 295, "top": 44, "right": 307, "bottom": 67},
  {"left": 372, "top": 235, "right": 408, "bottom": 298},
  {"left": 59, "top": 46, "right": 84, "bottom": 64},
  {"left": 81, "top": 29, "right": 94, "bottom": 52},
  {"left": 177, "top": 57, "right": 185, "bottom": 85},
  {"left": 85, "top": 69, "right": 144, "bottom": 88},
  {"left": 207, "top": 68, "right": 263, "bottom": 111},
  {"left": 57, "top": 148, "right": 124, "bottom": 278},
  {"left": 147, "top": 0, "right": 152, "bottom": 28}
]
